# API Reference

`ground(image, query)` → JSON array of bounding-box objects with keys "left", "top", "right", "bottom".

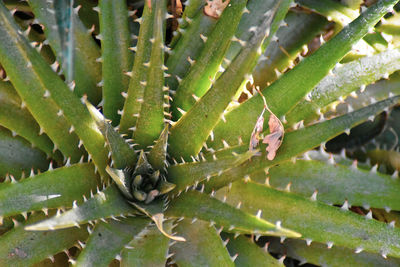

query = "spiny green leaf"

[
  {"left": 0, "top": 127, "right": 49, "bottom": 178},
  {"left": 268, "top": 237, "right": 400, "bottom": 266},
  {"left": 0, "top": 2, "right": 109, "bottom": 177},
  {"left": 166, "top": 190, "right": 300, "bottom": 237},
  {"left": 169, "top": 0, "right": 291, "bottom": 160},
  {"left": 99, "top": 0, "right": 134, "bottom": 124},
  {"left": 25, "top": 185, "right": 135, "bottom": 230},
  {"left": 253, "top": 10, "right": 327, "bottom": 88},
  {"left": 86, "top": 101, "right": 136, "bottom": 169},
  {"left": 147, "top": 125, "right": 169, "bottom": 171},
  {"left": 119, "top": 0, "right": 155, "bottom": 134},
  {"left": 0, "top": 212, "right": 88, "bottom": 267},
  {"left": 218, "top": 181, "right": 400, "bottom": 257},
  {"left": 169, "top": 219, "right": 234, "bottom": 267},
  {"left": 133, "top": 0, "right": 168, "bottom": 148},
  {"left": 0, "top": 80, "right": 62, "bottom": 162},
  {"left": 75, "top": 217, "right": 149, "bottom": 267},
  {"left": 28, "top": 0, "right": 102, "bottom": 104},
  {"left": 0, "top": 1, "right": 83, "bottom": 162},
  {"left": 286, "top": 47, "right": 400, "bottom": 127},
  {"left": 252, "top": 159, "right": 400, "bottom": 210},
  {"left": 222, "top": 233, "right": 282, "bottom": 266},
  {"left": 0, "top": 163, "right": 99, "bottom": 217},
  {"left": 210, "top": 0, "right": 399, "bottom": 148},
  {"left": 167, "top": 150, "right": 255, "bottom": 195},
  {"left": 170, "top": 0, "right": 248, "bottom": 120},
  {"left": 120, "top": 224, "right": 170, "bottom": 267}
]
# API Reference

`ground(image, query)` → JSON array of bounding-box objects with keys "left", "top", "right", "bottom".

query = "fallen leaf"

[
  {"left": 262, "top": 113, "right": 284, "bottom": 160},
  {"left": 249, "top": 109, "right": 265, "bottom": 151},
  {"left": 204, "top": 0, "right": 230, "bottom": 19},
  {"left": 249, "top": 87, "right": 285, "bottom": 160}
]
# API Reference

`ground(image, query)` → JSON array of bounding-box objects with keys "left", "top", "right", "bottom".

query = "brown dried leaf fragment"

[
  {"left": 249, "top": 109, "right": 265, "bottom": 151},
  {"left": 249, "top": 87, "right": 284, "bottom": 160},
  {"left": 204, "top": 0, "right": 230, "bottom": 19},
  {"left": 263, "top": 113, "right": 284, "bottom": 160}
]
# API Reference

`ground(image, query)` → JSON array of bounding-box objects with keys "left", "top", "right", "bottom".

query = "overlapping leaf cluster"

[{"left": 1, "top": 0, "right": 400, "bottom": 266}]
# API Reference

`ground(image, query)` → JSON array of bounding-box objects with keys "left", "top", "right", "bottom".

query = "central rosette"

[{"left": 106, "top": 150, "right": 175, "bottom": 204}]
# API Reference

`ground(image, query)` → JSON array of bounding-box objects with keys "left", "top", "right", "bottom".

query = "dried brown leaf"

[
  {"left": 249, "top": 87, "right": 285, "bottom": 160},
  {"left": 262, "top": 113, "right": 284, "bottom": 160},
  {"left": 204, "top": 0, "right": 230, "bottom": 19}
]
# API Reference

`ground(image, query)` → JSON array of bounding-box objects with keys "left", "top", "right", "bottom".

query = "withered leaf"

[
  {"left": 204, "top": 0, "right": 230, "bottom": 19},
  {"left": 249, "top": 87, "right": 284, "bottom": 160},
  {"left": 249, "top": 109, "right": 265, "bottom": 151},
  {"left": 262, "top": 113, "right": 284, "bottom": 160}
]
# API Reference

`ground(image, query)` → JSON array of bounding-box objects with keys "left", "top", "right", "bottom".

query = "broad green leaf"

[
  {"left": 120, "top": 224, "right": 170, "bottom": 267},
  {"left": 75, "top": 217, "right": 149, "bottom": 267},
  {"left": 169, "top": 219, "right": 234, "bottom": 267},
  {"left": 0, "top": 212, "right": 88, "bottom": 267},
  {"left": 166, "top": 190, "right": 300, "bottom": 237},
  {"left": 147, "top": 125, "right": 169, "bottom": 171},
  {"left": 218, "top": 181, "right": 400, "bottom": 257},
  {"left": 99, "top": 0, "right": 133, "bottom": 124},
  {"left": 210, "top": 0, "right": 399, "bottom": 148},
  {"left": 0, "top": 163, "right": 99, "bottom": 217}
]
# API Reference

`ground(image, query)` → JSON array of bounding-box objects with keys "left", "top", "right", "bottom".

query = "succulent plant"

[{"left": 1, "top": 0, "right": 400, "bottom": 266}]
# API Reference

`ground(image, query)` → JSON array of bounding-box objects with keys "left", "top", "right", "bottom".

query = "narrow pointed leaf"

[
  {"left": 219, "top": 181, "right": 400, "bottom": 257},
  {"left": 133, "top": 0, "right": 167, "bottom": 148},
  {"left": 253, "top": 10, "right": 327, "bottom": 87},
  {"left": 119, "top": 0, "right": 155, "bottom": 134},
  {"left": 75, "top": 217, "right": 149, "bottom": 267},
  {"left": 166, "top": 190, "right": 300, "bottom": 237},
  {"left": 28, "top": 0, "right": 102, "bottom": 104},
  {"left": 147, "top": 125, "right": 169, "bottom": 171},
  {"left": 286, "top": 47, "right": 400, "bottom": 126},
  {"left": 167, "top": 150, "right": 255, "bottom": 194},
  {"left": 25, "top": 185, "right": 135, "bottom": 230},
  {"left": 120, "top": 224, "right": 170, "bottom": 267},
  {"left": 170, "top": 219, "right": 234, "bottom": 267},
  {"left": 210, "top": 0, "right": 399, "bottom": 147},
  {"left": 252, "top": 159, "right": 400, "bottom": 210},
  {"left": 86, "top": 101, "right": 136, "bottom": 169},
  {"left": 0, "top": 213, "right": 88, "bottom": 267},
  {"left": 0, "top": 163, "right": 98, "bottom": 217},
  {"left": 99, "top": 0, "right": 134, "bottom": 124}
]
